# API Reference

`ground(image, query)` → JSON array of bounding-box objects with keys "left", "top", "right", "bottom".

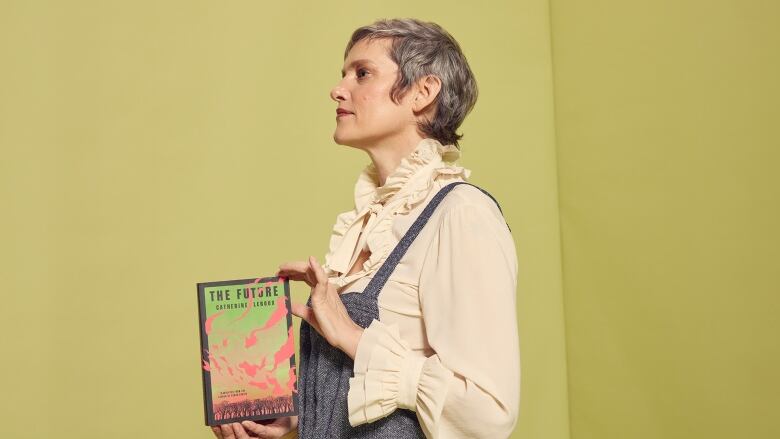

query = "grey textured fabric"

[{"left": 297, "top": 182, "right": 507, "bottom": 438}]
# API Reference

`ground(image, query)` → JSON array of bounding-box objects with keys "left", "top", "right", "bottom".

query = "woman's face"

[{"left": 330, "top": 38, "right": 415, "bottom": 149}]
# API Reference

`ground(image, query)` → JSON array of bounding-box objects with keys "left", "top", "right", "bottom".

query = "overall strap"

[{"left": 362, "top": 181, "right": 510, "bottom": 300}]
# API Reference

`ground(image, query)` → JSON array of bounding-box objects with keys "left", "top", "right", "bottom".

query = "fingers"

[
  {"left": 240, "top": 420, "right": 274, "bottom": 437},
  {"left": 308, "top": 256, "right": 334, "bottom": 308},
  {"left": 231, "top": 422, "right": 250, "bottom": 439},
  {"left": 244, "top": 418, "right": 296, "bottom": 438},
  {"left": 291, "top": 302, "right": 321, "bottom": 334},
  {"left": 277, "top": 261, "right": 315, "bottom": 287},
  {"left": 211, "top": 425, "right": 224, "bottom": 439},
  {"left": 290, "top": 302, "right": 313, "bottom": 322},
  {"left": 278, "top": 260, "right": 309, "bottom": 273},
  {"left": 276, "top": 270, "right": 311, "bottom": 286},
  {"left": 308, "top": 256, "right": 328, "bottom": 286},
  {"left": 219, "top": 423, "right": 236, "bottom": 439}
]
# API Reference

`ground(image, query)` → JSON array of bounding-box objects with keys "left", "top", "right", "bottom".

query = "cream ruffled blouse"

[{"left": 320, "top": 138, "right": 520, "bottom": 439}]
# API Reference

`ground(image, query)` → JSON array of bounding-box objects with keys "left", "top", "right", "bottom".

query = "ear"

[{"left": 411, "top": 74, "right": 442, "bottom": 114}]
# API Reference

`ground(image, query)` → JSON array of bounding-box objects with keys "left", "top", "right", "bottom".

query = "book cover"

[{"left": 196, "top": 276, "right": 299, "bottom": 426}]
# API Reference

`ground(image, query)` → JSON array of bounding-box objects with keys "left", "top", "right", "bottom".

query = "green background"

[{"left": 1, "top": 1, "right": 777, "bottom": 438}]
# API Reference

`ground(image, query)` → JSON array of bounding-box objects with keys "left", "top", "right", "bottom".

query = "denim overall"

[{"left": 297, "top": 181, "right": 508, "bottom": 438}]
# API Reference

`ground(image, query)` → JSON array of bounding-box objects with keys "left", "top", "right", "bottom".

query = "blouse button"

[{"left": 368, "top": 203, "right": 382, "bottom": 215}]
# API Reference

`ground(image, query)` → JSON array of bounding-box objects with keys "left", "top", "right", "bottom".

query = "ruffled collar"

[
  {"left": 353, "top": 139, "right": 460, "bottom": 207},
  {"left": 322, "top": 138, "right": 471, "bottom": 287}
]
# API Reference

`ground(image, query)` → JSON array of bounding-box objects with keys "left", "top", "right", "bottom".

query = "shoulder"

[
  {"left": 418, "top": 182, "right": 518, "bottom": 276},
  {"left": 432, "top": 183, "right": 507, "bottom": 228}
]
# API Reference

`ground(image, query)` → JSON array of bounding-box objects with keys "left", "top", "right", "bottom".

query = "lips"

[{"left": 336, "top": 109, "right": 353, "bottom": 115}]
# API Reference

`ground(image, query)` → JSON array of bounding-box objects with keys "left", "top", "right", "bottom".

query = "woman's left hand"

[{"left": 277, "top": 256, "right": 364, "bottom": 360}]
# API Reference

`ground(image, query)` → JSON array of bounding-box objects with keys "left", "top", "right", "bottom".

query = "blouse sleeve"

[{"left": 346, "top": 200, "right": 521, "bottom": 438}]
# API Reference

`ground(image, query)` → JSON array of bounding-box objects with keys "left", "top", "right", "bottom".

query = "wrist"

[{"left": 339, "top": 323, "right": 364, "bottom": 360}]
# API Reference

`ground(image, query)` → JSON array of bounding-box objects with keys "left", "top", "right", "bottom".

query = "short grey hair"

[{"left": 344, "top": 18, "right": 478, "bottom": 149}]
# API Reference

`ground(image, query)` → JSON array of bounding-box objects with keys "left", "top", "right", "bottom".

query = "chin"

[
  {"left": 333, "top": 131, "right": 364, "bottom": 149},
  {"left": 332, "top": 131, "right": 351, "bottom": 146}
]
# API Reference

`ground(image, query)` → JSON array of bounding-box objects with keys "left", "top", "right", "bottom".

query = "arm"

[{"left": 346, "top": 202, "right": 520, "bottom": 438}]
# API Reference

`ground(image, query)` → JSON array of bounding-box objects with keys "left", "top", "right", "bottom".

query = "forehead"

[{"left": 341, "top": 38, "right": 394, "bottom": 73}]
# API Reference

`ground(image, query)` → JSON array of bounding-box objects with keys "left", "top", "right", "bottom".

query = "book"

[{"left": 196, "top": 275, "right": 299, "bottom": 426}]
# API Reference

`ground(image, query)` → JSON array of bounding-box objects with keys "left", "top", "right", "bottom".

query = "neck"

[{"left": 363, "top": 133, "right": 425, "bottom": 188}]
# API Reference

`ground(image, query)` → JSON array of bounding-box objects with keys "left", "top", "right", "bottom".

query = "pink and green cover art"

[{"left": 197, "top": 276, "right": 298, "bottom": 426}]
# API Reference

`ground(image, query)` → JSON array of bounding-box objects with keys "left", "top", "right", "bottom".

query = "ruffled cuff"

[{"left": 347, "top": 320, "right": 454, "bottom": 438}]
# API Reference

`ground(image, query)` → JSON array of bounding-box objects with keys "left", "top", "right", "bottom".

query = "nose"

[{"left": 330, "top": 80, "right": 348, "bottom": 103}]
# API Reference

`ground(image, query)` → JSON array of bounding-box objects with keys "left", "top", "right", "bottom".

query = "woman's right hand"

[{"left": 210, "top": 416, "right": 298, "bottom": 439}]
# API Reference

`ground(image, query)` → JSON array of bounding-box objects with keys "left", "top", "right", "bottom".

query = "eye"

[{"left": 356, "top": 68, "right": 369, "bottom": 79}]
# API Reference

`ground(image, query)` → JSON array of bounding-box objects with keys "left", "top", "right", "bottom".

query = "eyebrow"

[{"left": 341, "top": 59, "right": 374, "bottom": 77}]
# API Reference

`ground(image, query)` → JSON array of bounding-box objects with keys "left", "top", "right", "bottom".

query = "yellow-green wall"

[
  {"left": 0, "top": 1, "right": 567, "bottom": 438},
  {"left": 550, "top": 1, "right": 780, "bottom": 438},
  {"left": 4, "top": 1, "right": 775, "bottom": 438}
]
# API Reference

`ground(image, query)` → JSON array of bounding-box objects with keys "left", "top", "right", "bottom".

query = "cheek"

[
  {"left": 359, "top": 90, "right": 403, "bottom": 122},
  {"left": 359, "top": 83, "right": 394, "bottom": 108},
  {"left": 358, "top": 90, "right": 379, "bottom": 108}
]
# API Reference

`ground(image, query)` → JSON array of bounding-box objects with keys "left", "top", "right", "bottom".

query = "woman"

[{"left": 212, "top": 18, "right": 520, "bottom": 439}]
